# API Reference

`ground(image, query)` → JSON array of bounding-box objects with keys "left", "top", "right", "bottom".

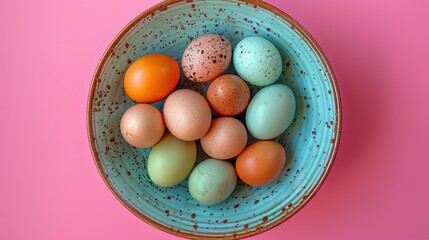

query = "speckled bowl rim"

[{"left": 87, "top": 0, "right": 342, "bottom": 238}]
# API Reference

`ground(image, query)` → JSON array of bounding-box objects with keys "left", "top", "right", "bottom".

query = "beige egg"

[
  {"left": 182, "top": 34, "right": 232, "bottom": 82},
  {"left": 200, "top": 117, "right": 248, "bottom": 160},
  {"left": 163, "top": 89, "right": 212, "bottom": 141},
  {"left": 120, "top": 104, "right": 165, "bottom": 148}
]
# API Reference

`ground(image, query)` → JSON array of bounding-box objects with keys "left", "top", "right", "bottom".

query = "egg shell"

[
  {"left": 233, "top": 36, "right": 282, "bottom": 86},
  {"left": 236, "top": 141, "right": 286, "bottom": 186},
  {"left": 207, "top": 74, "right": 250, "bottom": 116},
  {"left": 123, "top": 54, "right": 180, "bottom": 103},
  {"left": 246, "top": 84, "right": 296, "bottom": 139},
  {"left": 163, "top": 89, "right": 212, "bottom": 141},
  {"left": 120, "top": 104, "right": 165, "bottom": 148},
  {"left": 188, "top": 158, "right": 237, "bottom": 205},
  {"left": 200, "top": 117, "right": 247, "bottom": 160},
  {"left": 182, "top": 34, "right": 232, "bottom": 82},
  {"left": 147, "top": 133, "right": 197, "bottom": 187}
]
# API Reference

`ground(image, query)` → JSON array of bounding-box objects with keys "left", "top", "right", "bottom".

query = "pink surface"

[{"left": 1, "top": 0, "right": 428, "bottom": 239}]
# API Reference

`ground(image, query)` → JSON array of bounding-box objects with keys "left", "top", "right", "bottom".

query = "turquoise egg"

[
  {"left": 233, "top": 36, "right": 283, "bottom": 86},
  {"left": 87, "top": 0, "right": 341, "bottom": 239},
  {"left": 246, "top": 84, "right": 296, "bottom": 140}
]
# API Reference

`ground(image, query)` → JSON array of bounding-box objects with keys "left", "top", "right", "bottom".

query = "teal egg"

[
  {"left": 233, "top": 36, "right": 282, "bottom": 86},
  {"left": 87, "top": 0, "right": 341, "bottom": 239},
  {"left": 246, "top": 84, "right": 296, "bottom": 139}
]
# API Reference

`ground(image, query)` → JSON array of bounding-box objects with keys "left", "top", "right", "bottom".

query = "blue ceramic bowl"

[{"left": 87, "top": 0, "right": 341, "bottom": 238}]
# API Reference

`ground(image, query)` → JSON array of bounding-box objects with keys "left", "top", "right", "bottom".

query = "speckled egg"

[
  {"left": 200, "top": 117, "right": 247, "bottom": 160},
  {"left": 182, "top": 34, "right": 232, "bottom": 82},
  {"left": 233, "top": 36, "right": 282, "bottom": 86},
  {"left": 163, "top": 89, "right": 212, "bottom": 141},
  {"left": 207, "top": 74, "right": 250, "bottom": 116}
]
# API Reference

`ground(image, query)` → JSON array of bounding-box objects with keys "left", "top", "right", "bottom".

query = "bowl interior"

[{"left": 88, "top": 0, "right": 340, "bottom": 238}]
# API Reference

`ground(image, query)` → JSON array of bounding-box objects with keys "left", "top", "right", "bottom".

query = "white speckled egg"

[
  {"left": 182, "top": 34, "right": 232, "bottom": 82},
  {"left": 233, "top": 36, "right": 282, "bottom": 86},
  {"left": 188, "top": 158, "right": 237, "bottom": 205},
  {"left": 246, "top": 84, "right": 296, "bottom": 139}
]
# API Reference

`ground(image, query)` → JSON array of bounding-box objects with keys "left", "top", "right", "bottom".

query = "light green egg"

[
  {"left": 188, "top": 158, "right": 237, "bottom": 205},
  {"left": 148, "top": 133, "right": 196, "bottom": 187},
  {"left": 246, "top": 84, "right": 296, "bottom": 139},
  {"left": 233, "top": 36, "right": 282, "bottom": 86}
]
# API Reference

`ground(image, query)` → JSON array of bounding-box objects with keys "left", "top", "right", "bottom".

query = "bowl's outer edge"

[{"left": 86, "top": 0, "right": 342, "bottom": 239}]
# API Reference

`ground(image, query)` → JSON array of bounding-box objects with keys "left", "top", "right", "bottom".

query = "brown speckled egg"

[
  {"left": 200, "top": 117, "right": 247, "bottom": 160},
  {"left": 182, "top": 34, "right": 232, "bottom": 82},
  {"left": 163, "top": 89, "right": 212, "bottom": 141},
  {"left": 207, "top": 74, "right": 250, "bottom": 116}
]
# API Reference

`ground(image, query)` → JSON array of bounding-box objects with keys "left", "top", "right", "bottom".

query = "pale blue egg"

[
  {"left": 233, "top": 36, "right": 282, "bottom": 86},
  {"left": 188, "top": 159, "right": 237, "bottom": 205},
  {"left": 246, "top": 84, "right": 296, "bottom": 139}
]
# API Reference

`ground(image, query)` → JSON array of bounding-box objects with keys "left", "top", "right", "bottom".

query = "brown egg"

[
  {"left": 163, "top": 89, "right": 212, "bottom": 141},
  {"left": 120, "top": 104, "right": 165, "bottom": 148},
  {"left": 182, "top": 34, "right": 232, "bottom": 82},
  {"left": 236, "top": 141, "right": 286, "bottom": 186},
  {"left": 207, "top": 74, "right": 251, "bottom": 116},
  {"left": 200, "top": 117, "right": 248, "bottom": 160}
]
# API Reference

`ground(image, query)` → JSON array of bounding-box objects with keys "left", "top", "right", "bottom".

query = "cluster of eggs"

[{"left": 120, "top": 34, "right": 296, "bottom": 205}]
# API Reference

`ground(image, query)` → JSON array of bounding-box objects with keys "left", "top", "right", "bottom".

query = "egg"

[
  {"left": 236, "top": 141, "right": 286, "bottom": 186},
  {"left": 124, "top": 54, "right": 180, "bottom": 103},
  {"left": 200, "top": 117, "right": 247, "bottom": 160},
  {"left": 182, "top": 34, "right": 232, "bottom": 82},
  {"left": 147, "top": 133, "right": 197, "bottom": 187},
  {"left": 188, "top": 158, "right": 237, "bottom": 205},
  {"left": 120, "top": 104, "right": 165, "bottom": 148},
  {"left": 246, "top": 84, "right": 296, "bottom": 139},
  {"left": 163, "top": 89, "right": 212, "bottom": 141},
  {"left": 207, "top": 74, "right": 250, "bottom": 116},
  {"left": 233, "top": 36, "right": 282, "bottom": 86}
]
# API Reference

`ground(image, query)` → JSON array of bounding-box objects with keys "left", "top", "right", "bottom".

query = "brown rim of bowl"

[{"left": 86, "top": 0, "right": 342, "bottom": 239}]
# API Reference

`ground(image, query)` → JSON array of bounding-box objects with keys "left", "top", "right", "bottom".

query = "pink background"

[{"left": 1, "top": 0, "right": 428, "bottom": 239}]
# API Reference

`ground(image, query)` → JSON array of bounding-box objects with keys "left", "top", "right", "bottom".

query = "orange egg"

[
  {"left": 200, "top": 117, "right": 247, "bottom": 160},
  {"left": 207, "top": 74, "right": 250, "bottom": 116},
  {"left": 236, "top": 141, "right": 286, "bottom": 186},
  {"left": 124, "top": 54, "right": 180, "bottom": 103},
  {"left": 120, "top": 104, "right": 165, "bottom": 148},
  {"left": 163, "top": 89, "right": 212, "bottom": 141}
]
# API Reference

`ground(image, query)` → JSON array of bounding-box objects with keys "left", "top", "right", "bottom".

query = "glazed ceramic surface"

[{"left": 87, "top": 0, "right": 341, "bottom": 238}]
